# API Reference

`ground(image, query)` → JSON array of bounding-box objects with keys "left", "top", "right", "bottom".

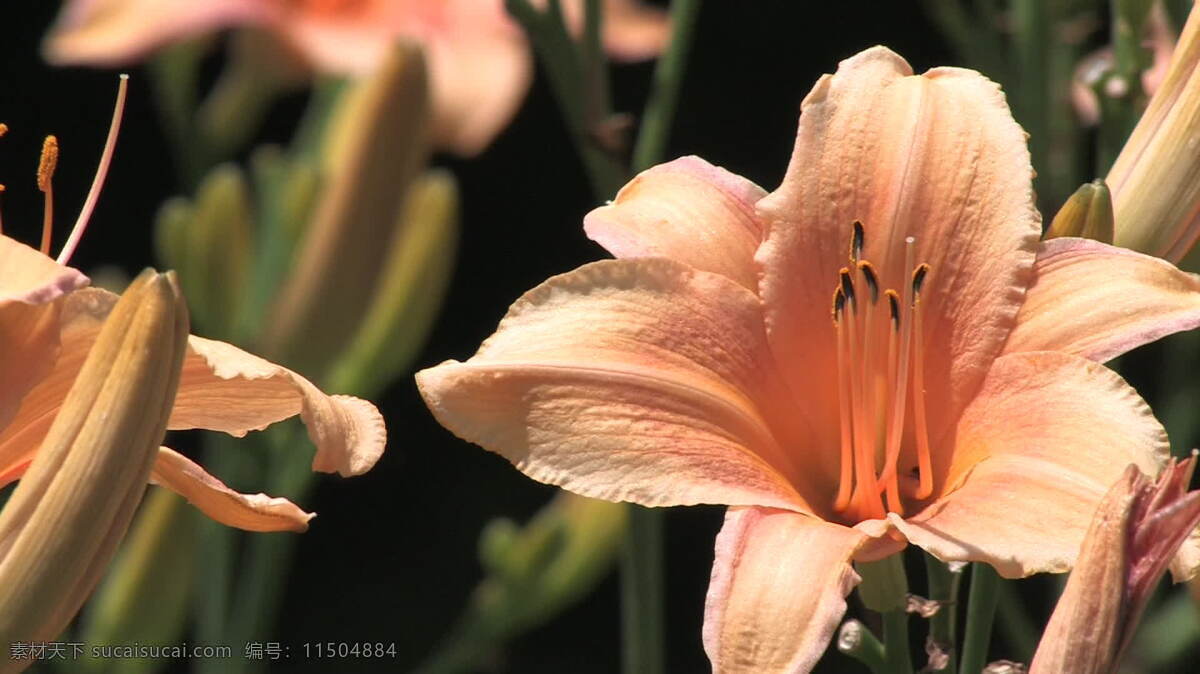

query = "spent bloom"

[
  {"left": 43, "top": 0, "right": 670, "bottom": 155},
  {"left": 1030, "top": 459, "right": 1200, "bottom": 674},
  {"left": 418, "top": 47, "right": 1200, "bottom": 672}
]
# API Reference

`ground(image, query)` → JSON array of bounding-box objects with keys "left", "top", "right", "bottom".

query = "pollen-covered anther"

[
  {"left": 38, "top": 136, "right": 59, "bottom": 255},
  {"left": 831, "top": 224, "right": 936, "bottom": 521}
]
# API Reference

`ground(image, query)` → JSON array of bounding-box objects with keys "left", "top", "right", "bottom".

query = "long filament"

[
  {"left": 833, "top": 290, "right": 854, "bottom": 511},
  {"left": 57, "top": 74, "right": 128, "bottom": 265},
  {"left": 911, "top": 263, "right": 934, "bottom": 499},
  {"left": 877, "top": 239, "right": 916, "bottom": 498}
]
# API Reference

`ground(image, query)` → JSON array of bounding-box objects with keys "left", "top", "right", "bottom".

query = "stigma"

[{"left": 830, "top": 221, "right": 934, "bottom": 522}]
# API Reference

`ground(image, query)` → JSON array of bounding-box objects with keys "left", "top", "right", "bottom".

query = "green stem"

[
  {"left": 837, "top": 620, "right": 888, "bottom": 673},
  {"left": 631, "top": 0, "right": 703, "bottom": 172},
  {"left": 995, "top": 580, "right": 1039, "bottom": 664},
  {"left": 621, "top": 506, "right": 665, "bottom": 674},
  {"left": 505, "top": 0, "right": 626, "bottom": 199},
  {"left": 924, "top": 555, "right": 963, "bottom": 673},
  {"left": 959, "top": 564, "right": 1000, "bottom": 674},
  {"left": 1011, "top": 0, "right": 1049, "bottom": 199},
  {"left": 856, "top": 555, "right": 913, "bottom": 674}
]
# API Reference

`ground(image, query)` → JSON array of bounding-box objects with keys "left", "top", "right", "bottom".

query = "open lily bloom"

[
  {"left": 0, "top": 234, "right": 386, "bottom": 533},
  {"left": 418, "top": 46, "right": 1200, "bottom": 672},
  {"left": 43, "top": 0, "right": 670, "bottom": 155}
]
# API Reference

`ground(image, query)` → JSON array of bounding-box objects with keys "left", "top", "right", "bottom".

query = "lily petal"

[
  {"left": 44, "top": 0, "right": 276, "bottom": 66},
  {"left": 891, "top": 351, "right": 1167, "bottom": 578},
  {"left": 584, "top": 156, "right": 767, "bottom": 290},
  {"left": 756, "top": 46, "right": 1039, "bottom": 449},
  {"left": 149, "top": 447, "right": 314, "bottom": 532},
  {"left": 416, "top": 258, "right": 820, "bottom": 512},
  {"left": 0, "top": 236, "right": 89, "bottom": 305},
  {"left": 1003, "top": 237, "right": 1200, "bottom": 362},
  {"left": 0, "top": 289, "right": 385, "bottom": 481},
  {"left": 703, "top": 507, "right": 869, "bottom": 674}
]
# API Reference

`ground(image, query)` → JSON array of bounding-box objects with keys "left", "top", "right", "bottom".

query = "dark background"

[{"left": 0, "top": 3, "right": 1066, "bottom": 672}]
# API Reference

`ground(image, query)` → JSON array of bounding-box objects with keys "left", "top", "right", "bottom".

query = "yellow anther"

[{"left": 37, "top": 136, "right": 58, "bottom": 193}]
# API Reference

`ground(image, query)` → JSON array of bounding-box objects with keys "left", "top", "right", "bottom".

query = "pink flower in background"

[
  {"left": 417, "top": 46, "right": 1200, "bottom": 672},
  {"left": 44, "top": 0, "right": 671, "bottom": 155}
]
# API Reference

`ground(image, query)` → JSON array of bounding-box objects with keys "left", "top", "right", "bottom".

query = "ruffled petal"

[
  {"left": 1003, "top": 237, "right": 1200, "bottom": 362},
  {"left": 756, "top": 46, "right": 1040, "bottom": 453},
  {"left": 44, "top": 0, "right": 277, "bottom": 66},
  {"left": 0, "top": 289, "right": 385, "bottom": 480},
  {"left": 891, "top": 351, "right": 1167, "bottom": 578},
  {"left": 703, "top": 507, "right": 870, "bottom": 673},
  {"left": 584, "top": 156, "right": 767, "bottom": 290},
  {"left": 416, "top": 258, "right": 821, "bottom": 512},
  {"left": 150, "top": 447, "right": 314, "bottom": 532}
]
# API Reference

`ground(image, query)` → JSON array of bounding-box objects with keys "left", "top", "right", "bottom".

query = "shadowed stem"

[
  {"left": 857, "top": 554, "right": 913, "bottom": 674},
  {"left": 925, "top": 554, "right": 962, "bottom": 673},
  {"left": 632, "top": 0, "right": 702, "bottom": 172},
  {"left": 959, "top": 564, "right": 1000, "bottom": 674},
  {"left": 622, "top": 506, "right": 665, "bottom": 674}
]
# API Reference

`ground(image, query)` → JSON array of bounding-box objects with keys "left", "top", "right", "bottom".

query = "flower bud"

[
  {"left": 263, "top": 42, "right": 431, "bottom": 376},
  {"left": 1045, "top": 180, "right": 1114, "bottom": 244},
  {"left": 1029, "top": 459, "right": 1200, "bottom": 674},
  {"left": 0, "top": 270, "right": 189, "bottom": 668},
  {"left": 154, "top": 164, "right": 253, "bottom": 337},
  {"left": 1108, "top": 3, "right": 1200, "bottom": 262}
]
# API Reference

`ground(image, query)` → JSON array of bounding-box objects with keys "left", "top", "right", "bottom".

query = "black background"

[{"left": 0, "top": 3, "right": 1071, "bottom": 672}]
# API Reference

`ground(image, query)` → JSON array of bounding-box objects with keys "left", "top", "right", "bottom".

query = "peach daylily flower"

[
  {"left": 43, "top": 0, "right": 670, "bottom": 156},
  {"left": 0, "top": 234, "right": 386, "bottom": 533},
  {"left": 417, "top": 47, "right": 1200, "bottom": 672}
]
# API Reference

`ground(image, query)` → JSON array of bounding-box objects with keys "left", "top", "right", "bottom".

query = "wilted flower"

[
  {"left": 418, "top": 47, "right": 1200, "bottom": 672},
  {"left": 43, "top": 0, "right": 670, "bottom": 155},
  {"left": 1029, "top": 459, "right": 1200, "bottom": 674}
]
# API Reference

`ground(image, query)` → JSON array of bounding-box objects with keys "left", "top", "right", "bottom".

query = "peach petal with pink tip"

[
  {"left": 891, "top": 351, "right": 1167, "bottom": 578},
  {"left": 0, "top": 288, "right": 385, "bottom": 481},
  {"left": 1003, "top": 237, "right": 1200, "bottom": 362},
  {"left": 756, "top": 46, "right": 1040, "bottom": 456},
  {"left": 584, "top": 156, "right": 767, "bottom": 290},
  {"left": 417, "top": 258, "right": 822, "bottom": 512},
  {"left": 150, "top": 447, "right": 314, "bottom": 532},
  {"left": 703, "top": 507, "right": 884, "bottom": 674}
]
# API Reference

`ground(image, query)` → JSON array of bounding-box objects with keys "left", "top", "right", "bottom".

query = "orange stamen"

[
  {"left": 911, "top": 263, "right": 934, "bottom": 499},
  {"left": 880, "top": 288, "right": 905, "bottom": 514},
  {"left": 833, "top": 287, "right": 854, "bottom": 511},
  {"left": 38, "top": 135, "right": 58, "bottom": 255},
  {"left": 58, "top": 74, "right": 128, "bottom": 265}
]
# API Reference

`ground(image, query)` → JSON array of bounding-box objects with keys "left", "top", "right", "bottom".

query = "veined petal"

[
  {"left": 0, "top": 289, "right": 385, "bottom": 480},
  {"left": 416, "top": 258, "right": 820, "bottom": 512},
  {"left": 703, "top": 507, "right": 871, "bottom": 674},
  {"left": 149, "top": 447, "right": 314, "bottom": 533},
  {"left": 44, "top": 0, "right": 277, "bottom": 66},
  {"left": 584, "top": 156, "right": 767, "bottom": 290},
  {"left": 891, "top": 352, "right": 1167, "bottom": 578},
  {"left": 756, "top": 46, "right": 1039, "bottom": 449},
  {"left": 1003, "top": 237, "right": 1200, "bottom": 362}
]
